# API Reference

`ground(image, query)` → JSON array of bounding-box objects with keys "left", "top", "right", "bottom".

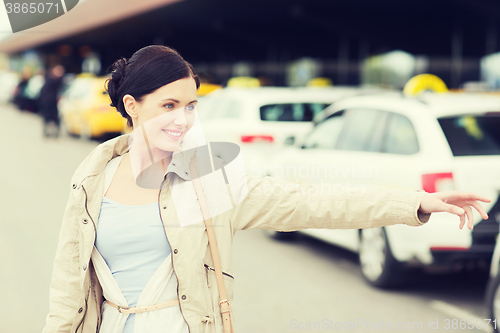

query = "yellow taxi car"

[
  {"left": 197, "top": 82, "right": 222, "bottom": 96},
  {"left": 58, "top": 73, "right": 126, "bottom": 138}
]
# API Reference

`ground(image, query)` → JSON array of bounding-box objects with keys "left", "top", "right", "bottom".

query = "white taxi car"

[{"left": 265, "top": 89, "right": 500, "bottom": 288}]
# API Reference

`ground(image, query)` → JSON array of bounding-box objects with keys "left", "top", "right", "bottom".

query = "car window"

[
  {"left": 336, "top": 109, "right": 386, "bottom": 151},
  {"left": 260, "top": 103, "right": 329, "bottom": 122},
  {"left": 68, "top": 79, "right": 92, "bottom": 99},
  {"left": 78, "top": 80, "right": 93, "bottom": 98},
  {"left": 302, "top": 111, "right": 345, "bottom": 149},
  {"left": 365, "top": 111, "right": 390, "bottom": 152},
  {"left": 381, "top": 113, "right": 419, "bottom": 154},
  {"left": 438, "top": 114, "right": 500, "bottom": 156}
]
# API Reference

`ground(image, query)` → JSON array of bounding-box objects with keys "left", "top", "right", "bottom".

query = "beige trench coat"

[{"left": 42, "top": 134, "right": 429, "bottom": 333}]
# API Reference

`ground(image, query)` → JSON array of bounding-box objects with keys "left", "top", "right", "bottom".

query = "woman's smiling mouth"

[{"left": 162, "top": 129, "right": 183, "bottom": 139}]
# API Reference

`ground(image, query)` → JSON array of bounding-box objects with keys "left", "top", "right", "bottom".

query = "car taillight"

[
  {"left": 430, "top": 246, "right": 469, "bottom": 251},
  {"left": 241, "top": 135, "right": 274, "bottom": 143},
  {"left": 421, "top": 172, "right": 455, "bottom": 193}
]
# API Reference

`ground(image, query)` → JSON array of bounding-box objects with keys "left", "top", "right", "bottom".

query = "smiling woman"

[{"left": 42, "top": 45, "right": 491, "bottom": 333}]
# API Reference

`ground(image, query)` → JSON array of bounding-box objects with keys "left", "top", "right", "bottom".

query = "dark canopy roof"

[{"left": 1, "top": 0, "right": 499, "bottom": 68}]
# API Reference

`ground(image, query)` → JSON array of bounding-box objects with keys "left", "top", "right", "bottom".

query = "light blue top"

[{"left": 95, "top": 155, "right": 171, "bottom": 333}]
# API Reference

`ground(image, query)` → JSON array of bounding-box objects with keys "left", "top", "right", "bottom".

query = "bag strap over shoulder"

[
  {"left": 103, "top": 154, "right": 124, "bottom": 197},
  {"left": 189, "top": 154, "right": 234, "bottom": 333}
]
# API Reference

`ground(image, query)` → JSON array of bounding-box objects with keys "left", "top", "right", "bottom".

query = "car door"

[
  {"left": 372, "top": 111, "right": 421, "bottom": 190},
  {"left": 293, "top": 108, "right": 388, "bottom": 250},
  {"left": 333, "top": 109, "right": 421, "bottom": 190}
]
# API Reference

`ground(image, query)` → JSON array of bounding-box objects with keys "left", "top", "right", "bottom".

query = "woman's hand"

[{"left": 419, "top": 191, "right": 491, "bottom": 230}]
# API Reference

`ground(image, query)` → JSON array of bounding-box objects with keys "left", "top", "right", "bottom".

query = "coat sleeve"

[
  {"left": 42, "top": 189, "right": 83, "bottom": 333},
  {"left": 230, "top": 174, "right": 430, "bottom": 232}
]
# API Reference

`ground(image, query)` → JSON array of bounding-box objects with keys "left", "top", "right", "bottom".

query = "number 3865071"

[{"left": 5, "top": 3, "right": 59, "bottom": 14}]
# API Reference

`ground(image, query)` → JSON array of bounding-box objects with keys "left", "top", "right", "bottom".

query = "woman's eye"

[
  {"left": 185, "top": 104, "right": 196, "bottom": 111},
  {"left": 164, "top": 103, "right": 174, "bottom": 109}
]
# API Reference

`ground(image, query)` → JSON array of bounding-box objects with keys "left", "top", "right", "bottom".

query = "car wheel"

[
  {"left": 359, "top": 227, "right": 403, "bottom": 288},
  {"left": 263, "top": 230, "right": 297, "bottom": 241},
  {"left": 486, "top": 272, "right": 500, "bottom": 333}
]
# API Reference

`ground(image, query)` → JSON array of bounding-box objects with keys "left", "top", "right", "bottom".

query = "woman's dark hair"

[{"left": 106, "top": 45, "right": 200, "bottom": 127}]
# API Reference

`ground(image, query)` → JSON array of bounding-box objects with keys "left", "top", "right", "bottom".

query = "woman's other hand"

[{"left": 419, "top": 191, "right": 491, "bottom": 230}]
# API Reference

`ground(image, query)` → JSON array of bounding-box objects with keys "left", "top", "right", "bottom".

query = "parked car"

[
  {"left": 58, "top": 74, "right": 126, "bottom": 138},
  {"left": 265, "top": 90, "right": 500, "bottom": 288},
  {"left": 198, "top": 86, "right": 382, "bottom": 175}
]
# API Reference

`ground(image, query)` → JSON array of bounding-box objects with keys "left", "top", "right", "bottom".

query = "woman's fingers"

[
  {"left": 464, "top": 205, "right": 474, "bottom": 230},
  {"left": 459, "top": 212, "right": 466, "bottom": 229},
  {"left": 449, "top": 199, "right": 489, "bottom": 220},
  {"left": 468, "top": 200, "right": 489, "bottom": 220},
  {"left": 419, "top": 192, "right": 491, "bottom": 229},
  {"left": 437, "top": 192, "right": 490, "bottom": 220}
]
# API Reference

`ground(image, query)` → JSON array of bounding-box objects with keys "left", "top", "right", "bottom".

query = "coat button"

[
  {"left": 185, "top": 172, "right": 188, "bottom": 175},
  {"left": 82, "top": 219, "right": 88, "bottom": 224},
  {"left": 173, "top": 249, "right": 178, "bottom": 254},
  {"left": 83, "top": 264, "right": 87, "bottom": 270},
  {"left": 172, "top": 163, "right": 176, "bottom": 166},
  {"left": 181, "top": 295, "right": 186, "bottom": 300},
  {"left": 78, "top": 307, "right": 83, "bottom": 313},
  {"left": 72, "top": 184, "right": 77, "bottom": 189},
  {"left": 162, "top": 205, "right": 167, "bottom": 209}
]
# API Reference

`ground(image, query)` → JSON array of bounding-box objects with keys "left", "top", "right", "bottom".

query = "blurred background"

[
  {"left": 2, "top": 0, "right": 500, "bottom": 332},
  {"left": 3, "top": 0, "right": 500, "bottom": 89}
]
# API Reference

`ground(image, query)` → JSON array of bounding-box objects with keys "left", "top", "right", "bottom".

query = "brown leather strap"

[
  {"left": 105, "top": 299, "right": 179, "bottom": 314},
  {"left": 190, "top": 155, "right": 234, "bottom": 333}
]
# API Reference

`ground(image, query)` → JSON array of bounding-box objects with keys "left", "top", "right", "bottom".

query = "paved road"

[{"left": 0, "top": 104, "right": 492, "bottom": 333}]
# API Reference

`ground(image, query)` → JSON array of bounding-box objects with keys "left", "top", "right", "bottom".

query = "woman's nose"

[{"left": 173, "top": 109, "right": 188, "bottom": 126}]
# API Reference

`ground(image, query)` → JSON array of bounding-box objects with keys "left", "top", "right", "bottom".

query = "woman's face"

[{"left": 129, "top": 77, "right": 198, "bottom": 153}]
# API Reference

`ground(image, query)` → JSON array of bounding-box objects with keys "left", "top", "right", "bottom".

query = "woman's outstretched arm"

[{"left": 229, "top": 174, "right": 490, "bottom": 232}]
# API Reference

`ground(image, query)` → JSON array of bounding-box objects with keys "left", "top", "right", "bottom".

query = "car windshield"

[
  {"left": 260, "top": 103, "right": 329, "bottom": 121},
  {"left": 438, "top": 114, "right": 500, "bottom": 156}
]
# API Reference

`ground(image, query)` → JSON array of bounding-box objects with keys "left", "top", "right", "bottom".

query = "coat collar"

[{"left": 72, "top": 134, "right": 194, "bottom": 186}]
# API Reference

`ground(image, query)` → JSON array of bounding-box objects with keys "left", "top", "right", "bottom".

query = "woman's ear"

[{"left": 123, "top": 94, "right": 139, "bottom": 121}]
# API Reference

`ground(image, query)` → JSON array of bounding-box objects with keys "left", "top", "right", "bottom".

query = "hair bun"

[
  {"left": 111, "top": 58, "right": 127, "bottom": 84},
  {"left": 107, "top": 58, "right": 127, "bottom": 108}
]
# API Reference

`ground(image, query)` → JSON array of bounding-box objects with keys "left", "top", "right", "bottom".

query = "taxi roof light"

[
  {"left": 227, "top": 76, "right": 260, "bottom": 88},
  {"left": 403, "top": 74, "right": 449, "bottom": 96}
]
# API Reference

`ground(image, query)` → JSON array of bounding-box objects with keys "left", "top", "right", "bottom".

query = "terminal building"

[{"left": 1, "top": 0, "right": 500, "bottom": 88}]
